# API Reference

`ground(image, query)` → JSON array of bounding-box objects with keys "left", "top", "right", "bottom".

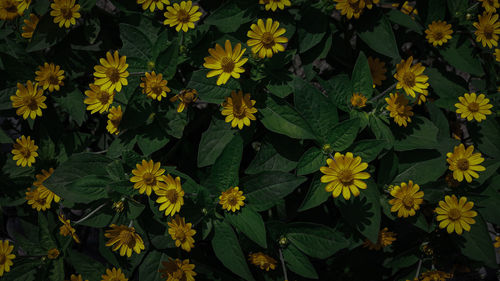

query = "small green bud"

[
  {"left": 278, "top": 235, "right": 288, "bottom": 247},
  {"left": 465, "top": 13, "right": 472, "bottom": 20},
  {"left": 322, "top": 144, "right": 333, "bottom": 155},
  {"left": 201, "top": 208, "right": 208, "bottom": 215},
  {"left": 179, "top": 45, "right": 187, "bottom": 54},
  {"left": 147, "top": 61, "right": 155, "bottom": 70}
]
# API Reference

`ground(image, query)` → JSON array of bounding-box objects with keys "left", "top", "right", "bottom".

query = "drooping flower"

[
  {"left": 389, "top": 181, "right": 424, "bottom": 218},
  {"left": 363, "top": 227, "right": 396, "bottom": 250},
  {"left": 139, "top": 71, "right": 171, "bottom": 101},
  {"left": 50, "top": 0, "right": 81, "bottom": 28},
  {"left": 83, "top": 83, "right": 115, "bottom": 114},
  {"left": 385, "top": 93, "right": 414, "bottom": 127},
  {"left": 320, "top": 152, "right": 370, "bottom": 200},
  {"left": 394, "top": 56, "right": 429, "bottom": 98},
  {"left": 425, "top": 20, "right": 453, "bottom": 46},
  {"left": 0, "top": 0, "right": 21, "bottom": 20},
  {"left": 130, "top": 159, "right": 166, "bottom": 196},
  {"left": 35, "top": 63, "right": 65, "bottom": 92},
  {"left": 203, "top": 40, "right": 247, "bottom": 85},
  {"left": 446, "top": 144, "right": 485, "bottom": 183},
  {"left": 10, "top": 81, "right": 47, "bottom": 120},
  {"left": 248, "top": 252, "right": 277, "bottom": 271},
  {"left": 11, "top": 135, "right": 38, "bottom": 167},
  {"left": 455, "top": 93, "right": 493, "bottom": 122},
  {"left": 106, "top": 105, "right": 122, "bottom": 135},
  {"left": 435, "top": 195, "right": 477, "bottom": 235},
  {"left": 478, "top": 0, "right": 499, "bottom": 13},
  {"left": 34, "top": 168, "right": 61, "bottom": 204},
  {"left": 169, "top": 89, "right": 198, "bottom": 112},
  {"left": 26, "top": 187, "right": 51, "bottom": 211},
  {"left": 221, "top": 90, "right": 258, "bottom": 130},
  {"left": 219, "top": 186, "right": 246, "bottom": 212},
  {"left": 105, "top": 224, "right": 145, "bottom": 257},
  {"left": 93, "top": 51, "right": 129, "bottom": 93},
  {"left": 58, "top": 214, "right": 80, "bottom": 243},
  {"left": 350, "top": 93, "right": 367, "bottom": 108},
  {"left": 367, "top": 56, "right": 387, "bottom": 87},
  {"left": 16, "top": 0, "right": 31, "bottom": 15},
  {"left": 159, "top": 258, "right": 197, "bottom": 281},
  {"left": 21, "top": 13, "right": 39, "bottom": 39},
  {"left": 247, "top": 18, "right": 288, "bottom": 58},
  {"left": 259, "top": 0, "right": 291, "bottom": 11},
  {"left": 0, "top": 240, "right": 15, "bottom": 277},
  {"left": 101, "top": 267, "right": 128, "bottom": 281},
  {"left": 137, "top": 0, "right": 169, "bottom": 12},
  {"left": 393, "top": 1, "right": 418, "bottom": 17},
  {"left": 473, "top": 12, "right": 500, "bottom": 48},
  {"left": 167, "top": 215, "right": 196, "bottom": 252},
  {"left": 163, "top": 1, "right": 202, "bottom": 32},
  {"left": 334, "top": 0, "right": 364, "bottom": 19},
  {"left": 47, "top": 248, "right": 60, "bottom": 259},
  {"left": 155, "top": 174, "right": 184, "bottom": 217},
  {"left": 419, "top": 270, "right": 453, "bottom": 281}
]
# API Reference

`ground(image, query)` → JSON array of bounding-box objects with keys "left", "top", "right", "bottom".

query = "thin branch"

[
  {"left": 278, "top": 248, "right": 288, "bottom": 281},
  {"left": 74, "top": 203, "right": 107, "bottom": 224},
  {"left": 414, "top": 259, "right": 423, "bottom": 279},
  {"left": 370, "top": 82, "right": 397, "bottom": 102}
]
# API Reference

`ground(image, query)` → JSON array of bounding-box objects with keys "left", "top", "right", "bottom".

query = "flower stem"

[
  {"left": 278, "top": 248, "right": 288, "bottom": 281},
  {"left": 370, "top": 82, "right": 397, "bottom": 102},
  {"left": 414, "top": 259, "right": 423, "bottom": 279},
  {"left": 74, "top": 203, "right": 107, "bottom": 224},
  {"left": 129, "top": 72, "right": 146, "bottom": 76}
]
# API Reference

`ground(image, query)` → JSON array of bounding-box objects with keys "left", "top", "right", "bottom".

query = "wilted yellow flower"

[
  {"left": 35, "top": 63, "right": 65, "bottom": 92},
  {"left": 219, "top": 186, "right": 246, "bottom": 212},
  {"left": 478, "top": 0, "right": 499, "bottom": 13},
  {"left": 59, "top": 214, "right": 80, "bottom": 243},
  {"left": 163, "top": 1, "right": 202, "bottom": 32},
  {"left": 389, "top": 180, "right": 424, "bottom": 218},
  {"left": 12, "top": 135, "right": 38, "bottom": 167},
  {"left": 168, "top": 215, "right": 196, "bottom": 252},
  {"left": 155, "top": 174, "right": 184, "bottom": 217},
  {"left": 159, "top": 258, "right": 196, "bottom": 281},
  {"left": 248, "top": 252, "right": 277, "bottom": 271},
  {"left": 47, "top": 248, "right": 60, "bottom": 259},
  {"left": 446, "top": 144, "right": 485, "bottom": 183},
  {"left": 455, "top": 93, "right": 493, "bottom": 122},
  {"left": 0, "top": 0, "right": 21, "bottom": 20},
  {"left": 105, "top": 224, "right": 145, "bottom": 257},
  {"left": 203, "top": 40, "right": 247, "bottom": 85},
  {"left": 425, "top": 20, "right": 453, "bottom": 46},
  {"left": 11, "top": 81, "right": 47, "bottom": 120},
  {"left": 106, "top": 105, "right": 122, "bottom": 135},
  {"left": 140, "top": 71, "right": 171, "bottom": 101},
  {"left": 363, "top": 227, "right": 396, "bottom": 250},
  {"left": 385, "top": 93, "right": 413, "bottom": 127},
  {"left": 94, "top": 51, "right": 129, "bottom": 93},
  {"left": 259, "top": 0, "right": 291, "bottom": 11},
  {"left": 137, "top": 0, "right": 169, "bottom": 12},
  {"left": 367, "top": 56, "right": 387, "bottom": 86},
  {"left": 473, "top": 12, "right": 500, "bottom": 48},
  {"left": 0, "top": 240, "right": 15, "bottom": 277},
  {"left": 130, "top": 159, "right": 166, "bottom": 196},
  {"left": 221, "top": 90, "right": 257, "bottom": 130},
  {"left": 335, "top": 0, "right": 364, "bottom": 19},
  {"left": 34, "top": 168, "right": 61, "bottom": 204},
  {"left": 320, "top": 152, "right": 370, "bottom": 200},
  {"left": 170, "top": 89, "right": 198, "bottom": 112},
  {"left": 247, "top": 18, "right": 288, "bottom": 58},
  {"left": 50, "top": 0, "right": 81, "bottom": 28},
  {"left": 394, "top": 56, "right": 429, "bottom": 98},
  {"left": 22, "top": 13, "right": 39, "bottom": 39},
  {"left": 393, "top": 1, "right": 418, "bottom": 16},
  {"left": 101, "top": 267, "right": 128, "bottom": 281},
  {"left": 350, "top": 93, "right": 367, "bottom": 108},
  {"left": 435, "top": 195, "right": 477, "bottom": 235}
]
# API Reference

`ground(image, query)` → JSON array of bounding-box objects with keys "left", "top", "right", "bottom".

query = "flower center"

[
  {"left": 338, "top": 170, "right": 354, "bottom": 186},
  {"left": 348, "top": 1, "right": 362, "bottom": 12},
  {"left": 434, "top": 31, "right": 444, "bottom": 40},
  {"left": 402, "top": 195, "right": 414, "bottom": 208},
  {"left": 121, "top": 231, "right": 136, "bottom": 248},
  {"left": 165, "top": 189, "right": 179, "bottom": 203},
  {"left": 0, "top": 254, "right": 6, "bottom": 265},
  {"left": 48, "top": 74, "right": 59, "bottom": 85},
  {"left": 227, "top": 194, "right": 239, "bottom": 206},
  {"left": 26, "top": 97, "right": 39, "bottom": 110},
  {"left": 220, "top": 57, "right": 235, "bottom": 73},
  {"left": 151, "top": 85, "right": 163, "bottom": 96},
  {"left": 60, "top": 7, "right": 73, "bottom": 20},
  {"left": 403, "top": 72, "right": 416, "bottom": 87},
  {"left": 21, "top": 147, "right": 31, "bottom": 158},
  {"left": 6, "top": 3, "right": 17, "bottom": 13},
  {"left": 177, "top": 9, "right": 190, "bottom": 23},
  {"left": 261, "top": 32, "right": 275, "bottom": 48},
  {"left": 35, "top": 196, "right": 46, "bottom": 206},
  {"left": 175, "top": 229, "right": 186, "bottom": 242},
  {"left": 98, "top": 91, "right": 111, "bottom": 104},
  {"left": 484, "top": 25, "right": 494, "bottom": 40},
  {"left": 106, "top": 67, "right": 121, "bottom": 83},
  {"left": 448, "top": 208, "right": 461, "bottom": 221},
  {"left": 467, "top": 102, "right": 480, "bottom": 113},
  {"left": 182, "top": 92, "right": 196, "bottom": 103},
  {"left": 457, "top": 159, "right": 469, "bottom": 171},
  {"left": 143, "top": 173, "right": 156, "bottom": 186}
]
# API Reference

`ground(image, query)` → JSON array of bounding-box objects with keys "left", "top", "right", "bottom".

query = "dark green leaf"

[
  {"left": 350, "top": 139, "right": 386, "bottom": 162},
  {"left": 287, "top": 223, "right": 350, "bottom": 259},
  {"left": 245, "top": 141, "right": 297, "bottom": 174},
  {"left": 119, "top": 23, "right": 153, "bottom": 64},
  {"left": 187, "top": 70, "right": 240, "bottom": 104},
  {"left": 26, "top": 15, "right": 68, "bottom": 52},
  {"left": 439, "top": 36, "right": 484, "bottom": 77},
  {"left": 297, "top": 7, "right": 328, "bottom": 52},
  {"left": 204, "top": 1, "right": 256, "bottom": 33},
  {"left": 318, "top": 74, "right": 353, "bottom": 112},
  {"left": 283, "top": 244, "right": 319, "bottom": 279},
  {"left": 298, "top": 174, "right": 329, "bottom": 212},
  {"left": 198, "top": 118, "right": 236, "bottom": 167},
  {"left": 327, "top": 118, "right": 360, "bottom": 150},
  {"left": 68, "top": 250, "right": 106, "bottom": 281},
  {"left": 204, "top": 134, "right": 243, "bottom": 191},
  {"left": 352, "top": 52, "right": 373, "bottom": 98},
  {"left": 296, "top": 147, "right": 327, "bottom": 176},
  {"left": 386, "top": 10, "right": 423, "bottom": 34},
  {"left": 394, "top": 117, "right": 439, "bottom": 151},
  {"left": 358, "top": 13, "right": 400, "bottom": 59},
  {"left": 138, "top": 250, "right": 168, "bottom": 281},
  {"left": 226, "top": 206, "right": 267, "bottom": 248},
  {"left": 461, "top": 214, "right": 497, "bottom": 268}
]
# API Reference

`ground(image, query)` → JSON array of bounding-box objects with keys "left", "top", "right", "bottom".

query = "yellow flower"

[
  {"left": 221, "top": 90, "right": 258, "bottom": 130},
  {"left": 248, "top": 252, "right": 277, "bottom": 271},
  {"left": 12, "top": 135, "right": 38, "bottom": 167},
  {"left": 22, "top": 13, "right": 39, "bottom": 39},
  {"left": 0, "top": 240, "right": 15, "bottom": 277},
  {"left": 367, "top": 56, "right": 387, "bottom": 86},
  {"left": 139, "top": 71, "right": 171, "bottom": 101},
  {"left": 478, "top": 0, "right": 499, "bottom": 13},
  {"left": 446, "top": 144, "right": 485, "bottom": 183},
  {"left": 247, "top": 18, "right": 288, "bottom": 58},
  {"left": 473, "top": 12, "right": 500, "bottom": 48},
  {"left": 350, "top": 93, "right": 367, "bottom": 108},
  {"left": 105, "top": 224, "right": 145, "bottom": 257},
  {"left": 0, "top": 0, "right": 21, "bottom": 20},
  {"left": 335, "top": 0, "right": 364, "bottom": 19},
  {"left": 10, "top": 80, "right": 47, "bottom": 120},
  {"left": 50, "top": 0, "right": 81, "bottom": 28},
  {"left": 47, "top": 248, "right": 60, "bottom": 259},
  {"left": 259, "top": 0, "right": 291, "bottom": 11},
  {"left": 419, "top": 270, "right": 452, "bottom": 281},
  {"left": 106, "top": 105, "right": 122, "bottom": 135},
  {"left": 101, "top": 267, "right": 128, "bottom": 281},
  {"left": 34, "top": 168, "right": 61, "bottom": 204},
  {"left": 169, "top": 89, "right": 198, "bottom": 112},
  {"left": 219, "top": 186, "right": 246, "bottom": 212},
  {"left": 26, "top": 187, "right": 51, "bottom": 211},
  {"left": 435, "top": 195, "right": 477, "bottom": 235},
  {"left": 130, "top": 159, "right": 166, "bottom": 196},
  {"left": 494, "top": 236, "right": 500, "bottom": 248},
  {"left": 167, "top": 215, "right": 196, "bottom": 252},
  {"left": 155, "top": 174, "right": 184, "bottom": 217},
  {"left": 93, "top": 51, "right": 129, "bottom": 93},
  {"left": 363, "top": 227, "right": 396, "bottom": 250},
  {"left": 362, "top": 0, "right": 379, "bottom": 9},
  {"left": 425, "top": 20, "right": 453, "bottom": 46},
  {"left": 394, "top": 56, "right": 429, "bottom": 98},
  {"left": 70, "top": 274, "right": 88, "bottom": 281},
  {"left": 455, "top": 93, "right": 493, "bottom": 122},
  {"left": 16, "top": 0, "right": 31, "bottom": 15},
  {"left": 416, "top": 91, "right": 428, "bottom": 105},
  {"left": 159, "top": 258, "right": 197, "bottom": 281},
  {"left": 320, "top": 152, "right": 370, "bottom": 200},
  {"left": 393, "top": 1, "right": 417, "bottom": 16},
  {"left": 163, "top": 1, "right": 202, "bottom": 32},
  {"left": 35, "top": 63, "right": 65, "bottom": 92},
  {"left": 137, "top": 0, "right": 169, "bottom": 12},
  {"left": 203, "top": 40, "right": 247, "bottom": 85},
  {"left": 495, "top": 48, "right": 500, "bottom": 61},
  {"left": 385, "top": 93, "right": 414, "bottom": 127},
  {"left": 58, "top": 214, "right": 80, "bottom": 243},
  {"left": 388, "top": 180, "right": 424, "bottom": 218},
  {"left": 84, "top": 83, "right": 115, "bottom": 114}
]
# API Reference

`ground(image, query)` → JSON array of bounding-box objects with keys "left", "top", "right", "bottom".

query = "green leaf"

[
  {"left": 204, "top": 134, "right": 243, "bottom": 191},
  {"left": 260, "top": 95, "right": 316, "bottom": 140},
  {"left": 204, "top": 1, "right": 256, "bottom": 33},
  {"left": 369, "top": 115, "right": 395, "bottom": 149},
  {"left": 52, "top": 88, "right": 86, "bottom": 126},
  {"left": 38, "top": 213, "right": 56, "bottom": 250},
  {"left": 394, "top": 117, "right": 439, "bottom": 151},
  {"left": 298, "top": 174, "right": 329, "bottom": 212},
  {"left": 318, "top": 74, "right": 353, "bottom": 112},
  {"left": 2, "top": 259, "right": 41, "bottom": 281},
  {"left": 427, "top": 68, "right": 467, "bottom": 109},
  {"left": 138, "top": 250, "right": 168, "bottom": 281},
  {"left": 242, "top": 171, "right": 306, "bottom": 211},
  {"left": 327, "top": 118, "right": 360, "bottom": 150},
  {"left": 352, "top": 52, "right": 373, "bottom": 98},
  {"left": 350, "top": 139, "right": 386, "bottom": 162},
  {"left": 155, "top": 37, "right": 179, "bottom": 80},
  {"left": 49, "top": 259, "right": 64, "bottom": 281},
  {"left": 0, "top": 127, "right": 12, "bottom": 143},
  {"left": 422, "top": 0, "right": 446, "bottom": 25},
  {"left": 439, "top": 36, "right": 484, "bottom": 77},
  {"left": 119, "top": 23, "right": 153, "bottom": 65},
  {"left": 226, "top": 206, "right": 267, "bottom": 248},
  {"left": 296, "top": 147, "right": 327, "bottom": 176},
  {"left": 68, "top": 250, "right": 106, "bottom": 281},
  {"left": 286, "top": 223, "right": 350, "bottom": 259},
  {"left": 136, "top": 122, "right": 170, "bottom": 156},
  {"left": 386, "top": 10, "right": 423, "bottom": 34},
  {"left": 394, "top": 155, "right": 446, "bottom": 185},
  {"left": 283, "top": 244, "right": 319, "bottom": 279},
  {"left": 245, "top": 141, "right": 297, "bottom": 174},
  {"left": 297, "top": 7, "right": 328, "bottom": 52},
  {"left": 358, "top": 13, "right": 400, "bottom": 59},
  {"left": 121, "top": 87, "right": 153, "bottom": 129},
  {"left": 212, "top": 221, "right": 255, "bottom": 281},
  {"left": 26, "top": 15, "right": 68, "bottom": 52},
  {"left": 198, "top": 118, "right": 236, "bottom": 167},
  {"left": 187, "top": 70, "right": 240, "bottom": 104},
  {"left": 461, "top": 214, "right": 497, "bottom": 268},
  {"left": 477, "top": 119, "right": 500, "bottom": 158}
]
